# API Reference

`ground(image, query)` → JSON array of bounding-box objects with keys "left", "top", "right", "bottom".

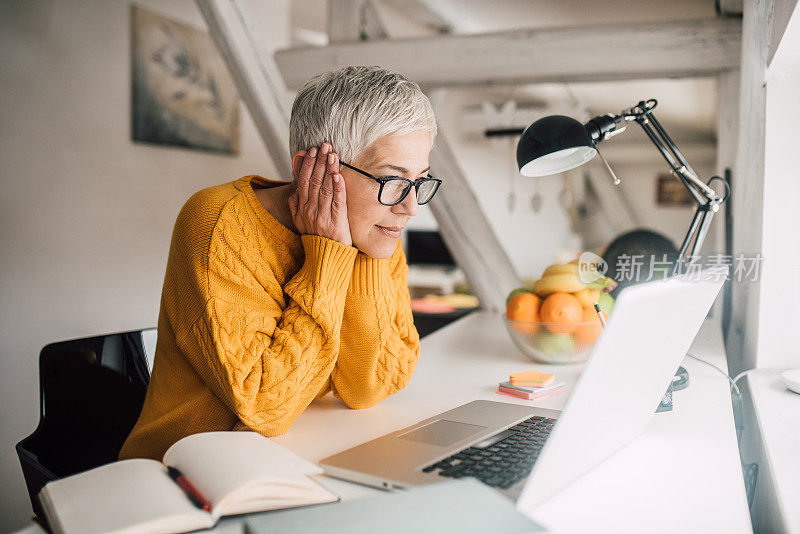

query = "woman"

[{"left": 119, "top": 66, "right": 440, "bottom": 461}]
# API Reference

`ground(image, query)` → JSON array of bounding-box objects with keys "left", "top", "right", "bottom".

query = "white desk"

[
  {"left": 270, "top": 310, "right": 752, "bottom": 533},
  {"left": 17, "top": 310, "right": 752, "bottom": 534}
]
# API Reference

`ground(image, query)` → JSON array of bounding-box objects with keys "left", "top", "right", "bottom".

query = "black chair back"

[{"left": 16, "top": 329, "right": 153, "bottom": 516}]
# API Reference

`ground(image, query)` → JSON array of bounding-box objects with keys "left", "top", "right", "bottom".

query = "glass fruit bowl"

[{"left": 504, "top": 318, "right": 602, "bottom": 364}]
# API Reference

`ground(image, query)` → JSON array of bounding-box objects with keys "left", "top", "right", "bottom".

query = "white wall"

[
  {"left": 611, "top": 159, "right": 718, "bottom": 252},
  {"left": 757, "top": 3, "right": 800, "bottom": 369},
  {"left": 0, "top": 0, "right": 288, "bottom": 529}
]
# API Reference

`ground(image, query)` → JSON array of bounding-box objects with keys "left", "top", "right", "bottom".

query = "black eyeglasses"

[{"left": 339, "top": 161, "right": 442, "bottom": 206}]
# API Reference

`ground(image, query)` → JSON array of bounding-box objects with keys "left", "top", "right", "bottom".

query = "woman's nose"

[{"left": 394, "top": 187, "right": 419, "bottom": 216}]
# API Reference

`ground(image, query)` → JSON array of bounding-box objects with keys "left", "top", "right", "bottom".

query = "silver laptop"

[{"left": 320, "top": 274, "right": 724, "bottom": 509}]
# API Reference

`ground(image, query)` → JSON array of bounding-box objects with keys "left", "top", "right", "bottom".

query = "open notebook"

[{"left": 38, "top": 431, "right": 338, "bottom": 534}]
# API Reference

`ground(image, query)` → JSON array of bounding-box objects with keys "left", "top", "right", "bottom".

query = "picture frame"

[{"left": 130, "top": 5, "right": 240, "bottom": 154}]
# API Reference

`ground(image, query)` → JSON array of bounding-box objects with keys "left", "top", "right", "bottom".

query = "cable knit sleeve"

[
  {"left": 190, "top": 228, "right": 357, "bottom": 435},
  {"left": 331, "top": 239, "right": 420, "bottom": 409}
]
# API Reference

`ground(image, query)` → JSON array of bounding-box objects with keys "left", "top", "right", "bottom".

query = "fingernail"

[
  {"left": 333, "top": 174, "right": 339, "bottom": 183},
  {"left": 328, "top": 154, "right": 334, "bottom": 164},
  {"left": 309, "top": 147, "right": 317, "bottom": 157},
  {"left": 321, "top": 143, "right": 329, "bottom": 154}
]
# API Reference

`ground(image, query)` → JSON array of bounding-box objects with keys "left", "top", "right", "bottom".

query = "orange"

[
  {"left": 506, "top": 292, "right": 540, "bottom": 334},
  {"left": 506, "top": 287, "right": 534, "bottom": 307},
  {"left": 574, "top": 306, "right": 608, "bottom": 347},
  {"left": 540, "top": 292, "right": 583, "bottom": 334}
]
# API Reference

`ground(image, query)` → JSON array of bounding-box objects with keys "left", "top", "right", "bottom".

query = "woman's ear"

[{"left": 290, "top": 150, "right": 307, "bottom": 180}]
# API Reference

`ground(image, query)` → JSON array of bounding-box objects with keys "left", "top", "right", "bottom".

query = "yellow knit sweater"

[{"left": 119, "top": 175, "right": 420, "bottom": 461}]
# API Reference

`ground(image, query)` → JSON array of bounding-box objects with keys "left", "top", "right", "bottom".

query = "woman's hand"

[{"left": 288, "top": 143, "right": 352, "bottom": 247}]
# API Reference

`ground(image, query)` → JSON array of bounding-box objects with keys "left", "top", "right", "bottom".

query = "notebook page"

[
  {"left": 39, "top": 459, "right": 212, "bottom": 534},
  {"left": 163, "top": 432, "right": 329, "bottom": 512},
  {"left": 218, "top": 475, "right": 338, "bottom": 516}
]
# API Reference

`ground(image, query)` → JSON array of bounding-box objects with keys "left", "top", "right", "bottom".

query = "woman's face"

[{"left": 342, "top": 130, "right": 432, "bottom": 259}]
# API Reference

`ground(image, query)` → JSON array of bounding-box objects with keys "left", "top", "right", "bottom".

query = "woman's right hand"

[{"left": 288, "top": 143, "right": 352, "bottom": 247}]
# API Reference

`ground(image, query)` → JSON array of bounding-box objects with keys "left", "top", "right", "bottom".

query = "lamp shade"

[{"left": 516, "top": 115, "right": 597, "bottom": 177}]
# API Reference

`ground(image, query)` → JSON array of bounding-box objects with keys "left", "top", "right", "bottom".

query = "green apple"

[{"left": 597, "top": 292, "right": 615, "bottom": 315}]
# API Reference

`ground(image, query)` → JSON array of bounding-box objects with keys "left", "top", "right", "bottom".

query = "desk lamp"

[{"left": 515, "top": 99, "right": 730, "bottom": 267}]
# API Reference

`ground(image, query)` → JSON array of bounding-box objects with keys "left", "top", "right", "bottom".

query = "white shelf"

[{"left": 749, "top": 371, "right": 800, "bottom": 533}]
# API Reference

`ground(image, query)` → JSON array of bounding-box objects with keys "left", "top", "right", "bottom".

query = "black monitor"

[{"left": 405, "top": 230, "right": 456, "bottom": 267}]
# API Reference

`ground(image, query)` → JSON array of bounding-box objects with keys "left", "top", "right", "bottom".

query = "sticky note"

[{"left": 509, "top": 370, "right": 554, "bottom": 387}]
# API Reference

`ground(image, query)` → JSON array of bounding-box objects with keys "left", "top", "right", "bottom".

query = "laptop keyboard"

[{"left": 421, "top": 415, "right": 556, "bottom": 490}]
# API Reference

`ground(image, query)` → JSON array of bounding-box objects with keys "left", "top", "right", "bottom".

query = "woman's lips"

[{"left": 376, "top": 225, "right": 402, "bottom": 238}]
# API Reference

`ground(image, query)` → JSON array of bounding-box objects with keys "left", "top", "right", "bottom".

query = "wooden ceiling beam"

[
  {"left": 198, "top": 0, "right": 292, "bottom": 179},
  {"left": 275, "top": 18, "right": 742, "bottom": 90}
]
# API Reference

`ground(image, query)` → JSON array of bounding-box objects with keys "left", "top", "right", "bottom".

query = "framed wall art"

[{"left": 131, "top": 5, "right": 240, "bottom": 154}]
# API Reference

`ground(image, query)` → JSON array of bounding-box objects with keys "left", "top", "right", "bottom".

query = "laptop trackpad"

[{"left": 397, "top": 419, "right": 488, "bottom": 447}]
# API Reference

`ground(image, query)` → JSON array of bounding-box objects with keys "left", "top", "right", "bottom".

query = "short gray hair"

[{"left": 289, "top": 66, "right": 437, "bottom": 164}]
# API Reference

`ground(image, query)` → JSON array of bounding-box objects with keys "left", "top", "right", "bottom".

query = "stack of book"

[{"left": 497, "top": 370, "right": 564, "bottom": 400}]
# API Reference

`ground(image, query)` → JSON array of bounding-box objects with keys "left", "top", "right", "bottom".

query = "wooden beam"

[
  {"left": 725, "top": 0, "right": 773, "bottom": 375},
  {"left": 292, "top": 27, "right": 329, "bottom": 47},
  {"left": 382, "top": 0, "right": 455, "bottom": 33},
  {"left": 329, "top": 0, "right": 362, "bottom": 41},
  {"left": 329, "top": 0, "right": 387, "bottom": 43},
  {"left": 427, "top": 121, "right": 522, "bottom": 312},
  {"left": 716, "top": 0, "right": 743, "bottom": 16},
  {"left": 275, "top": 18, "right": 742, "bottom": 90},
  {"left": 197, "top": 0, "right": 292, "bottom": 179},
  {"left": 585, "top": 168, "right": 637, "bottom": 233},
  {"left": 768, "top": 0, "right": 800, "bottom": 65}
]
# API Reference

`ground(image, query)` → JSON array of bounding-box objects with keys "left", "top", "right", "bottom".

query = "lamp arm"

[
  {"left": 590, "top": 99, "right": 729, "bottom": 266},
  {"left": 633, "top": 116, "right": 710, "bottom": 205},
  {"left": 642, "top": 110, "right": 700, "bottom": 179},
  {"left": 678, "top": 202, "right": 716, "bottom": 265},
  {"left": 635, "top": 114, "right": 721, "bottom": 205},
  {"left": 635, "top": 113, "right": 726, "bottom": 264}
]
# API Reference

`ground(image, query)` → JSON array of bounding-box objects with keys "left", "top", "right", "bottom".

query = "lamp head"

[{"left": 516, "top": 115, "right": 597, "bottom": 177}]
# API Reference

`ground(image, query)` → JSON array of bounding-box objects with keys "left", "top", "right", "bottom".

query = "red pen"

[{"left": 167, "top": 466, "right": 212, "bottom": 511}]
